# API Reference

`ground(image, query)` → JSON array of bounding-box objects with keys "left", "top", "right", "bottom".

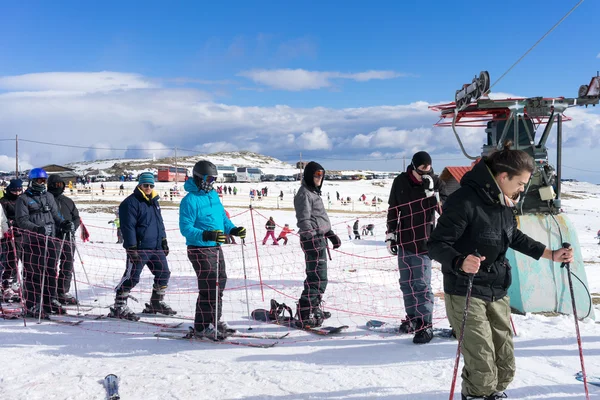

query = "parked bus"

[
  {"left": 216, "top": 165, "right": 237, "bottom": 183},
  {"left": 236, "top": 167, "right": 262, "bottom": 183},
  {"left": 157, "top": 167, "right": 188, "bottom": 182}
]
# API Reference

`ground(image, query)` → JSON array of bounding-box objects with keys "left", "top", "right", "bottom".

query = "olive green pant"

[{"left": 445, "top": 294, "right": 515, "bottom": 397}]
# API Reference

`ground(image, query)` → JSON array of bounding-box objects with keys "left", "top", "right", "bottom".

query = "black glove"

[
  {"left": 162, "top": 238, "right": 169, "bottom": 256},
  {"left": 202, "top": 230, "right": 226, "bottom": 244},
  {"left": 127, "top": 246, "right": 142, "bottom": 264},
  {"left": 230, "top": 226, "right": 247, "bottom": 240},
  {"left": 385, "top": 232, "right": 398, "bottom": 256},
  {"left": 60, "top": 220, "right": 75, "bottom": 234},
  {"left": 325, "top": 230, "right": 342, "bottom": 249},
  {"left": 34, "top": 225, "right": 47, "bottom": 235}
]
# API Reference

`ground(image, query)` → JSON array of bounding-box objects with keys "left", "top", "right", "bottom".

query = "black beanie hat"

[
  {"left": 411, "top": 151, "right": 432, "bottom": 168},
  {"left": 7, "top": 179, "right": 23, "bottom": 191},
  {"left": 303, "top": 161, "right": 325, "bottom": 192}
]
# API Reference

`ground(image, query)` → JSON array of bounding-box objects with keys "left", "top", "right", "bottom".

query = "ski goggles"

[
  {"left": 141, "top": 184, "right": 155, "bottom": 189},
  {"left": 204, "top": 175, "right": 218, "bottom": 183},
  {"left": 313, "top": 170, "right": 324, "bottom": 178}
]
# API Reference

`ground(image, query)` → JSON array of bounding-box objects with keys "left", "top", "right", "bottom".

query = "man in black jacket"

[
  {"left": 15, "top": 168, "right": 72, "bottom": 317},
  {"left": 386, "top": 151, "right": 446, "bottom": 344},
  {"left": 0, "top": 179, "right": 23, "bottom": 302},
  {"left": 48, "top": 175, "right": 81, "bottom": 305},
  {"left": 428, "top": 146, "right": 573, "bottom": 400}
]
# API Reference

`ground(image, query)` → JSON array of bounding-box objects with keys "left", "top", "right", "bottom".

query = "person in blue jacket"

[
  {"left": 109, "top": 172, "right": 174, "bottom": 321},
  {"left": 179, "top": 160, "right": 246, "bottom": 339}
]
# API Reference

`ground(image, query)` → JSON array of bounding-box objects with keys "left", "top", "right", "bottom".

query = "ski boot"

[
  {"left": 217, "top": 320, "right": 237, "bottom": 335},
  {"left": 109, "top": 291, "right": 140, "bottom": 321},
  {"left": 25, "top": 304, "right": 48, "bottom": 319},
  {"left": 399, "top": 315, "right": 416, "bottom": 334},
  {"left": 48, "top": 299, "right": 66, "bottom": 315},
  {"left": 57, "top": 292, "right": 79, "bottom": 305},
  {"left": 142, "top": 285, "right": 176, "bottom": 316},
  {"left": 295, "top": 304, "right": 324, "bottom": 328},
  {"left": 187, "top": 324, "right": 228, "bottom": 341},
  {"left": 412, "top": 320, "right": 434, "bottom": 344},
  {"left": 2, "top": 287, "right": 21, "bottom": 303}
]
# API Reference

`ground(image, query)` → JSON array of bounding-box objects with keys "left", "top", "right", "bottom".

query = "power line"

[
  {"left": 282, "top": 153, "right": 467, "bottom": 162},
  {"left": 562, "top": 165, "right": 600, "bottom": 173},
  {"left": 16, "top": 138, "right": 200, "bottom": 153},
  {"left": 488, "top": 0, "right": 584, "bottom": 93}
]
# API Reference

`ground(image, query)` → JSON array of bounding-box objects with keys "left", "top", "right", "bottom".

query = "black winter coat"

[
  {"left": 0, "top": 192, "right": 19, "bottom": 237},
  {"left": 427, "top": 159, "right": 545, "bottom": 302},
  {"left": 15, "top": 189, "right": 64, "bottom": 239},
  {"left": 51, "top": 193, "right": 81, "bottom": 237},
  {"left": 387, "top": 168, "right": 446, "bottom": 254},
  {"left": 0, "top": 192, "right": 19, "bottom": 225}
]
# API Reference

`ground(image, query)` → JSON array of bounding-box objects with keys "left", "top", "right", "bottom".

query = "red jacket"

[{"left": 278, "top": 226, "right": 294, "bottom": 238}]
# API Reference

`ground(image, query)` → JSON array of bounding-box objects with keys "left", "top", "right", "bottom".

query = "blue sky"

[{"left": 0, "top": 0, "right": 599, "bottom": 181}]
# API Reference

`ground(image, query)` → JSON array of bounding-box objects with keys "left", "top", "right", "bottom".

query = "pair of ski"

[
  {"left": 366, "top": 320, "right": 455, "bottom": 339},
  {"left": 156, "top": 326, "right": 288, "bottom": 348},
  {"left": 251, "top": 301, "right": 349, "bottom": 336},
  {"left": 60, "top": 312, "right": 184, "bottom": 329},
  {"left": 1, "top": 304, "right": 84, "bottom": 326},
  {"left": 575, "top": 371, "right": 600, "bottom": 387}
]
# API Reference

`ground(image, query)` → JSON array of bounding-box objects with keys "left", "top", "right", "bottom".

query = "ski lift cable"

[{"left": 487, "top": 0, "right": 585, "bottom": 94}]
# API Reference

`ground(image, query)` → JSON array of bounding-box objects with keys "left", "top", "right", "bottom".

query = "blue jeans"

[
  {"left": 115, "top": 250, "right": 171, "bottom": 293},
  {"left": 398, "top": 249, "right": 433, "bottom": 325}
]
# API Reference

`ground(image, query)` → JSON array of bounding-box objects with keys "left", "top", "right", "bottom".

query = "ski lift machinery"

[{"left": 429, "top": 72, "right": 600, "bottom": 317}]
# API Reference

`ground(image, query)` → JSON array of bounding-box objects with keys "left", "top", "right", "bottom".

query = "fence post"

[{"left": 248, "top": 204, "right": 265, "bottom": 301}]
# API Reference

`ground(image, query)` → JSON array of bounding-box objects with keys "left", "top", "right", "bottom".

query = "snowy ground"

[{"left": 2, "top": 179, "right": 600, "bottom": 399}]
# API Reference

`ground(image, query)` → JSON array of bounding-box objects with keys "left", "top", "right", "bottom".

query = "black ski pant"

[
  {"left": 188, "top": 246, "right": 227, "bottom": 331},
  {"left": 298, "top": 235, "right": 328, "bottom": 312},
  {"left": 22, "top": 235, "right": 58, "bottom": 310},
  {"left": 57, "top": 239, "right": 75, "bottom": 295},
  {"left": 0, "top": 237, "right": 21, "bottom": 288}
]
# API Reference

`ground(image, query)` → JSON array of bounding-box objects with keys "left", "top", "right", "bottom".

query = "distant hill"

[{"left": 66, "top": 151, "right": 298, "bottom": 176}]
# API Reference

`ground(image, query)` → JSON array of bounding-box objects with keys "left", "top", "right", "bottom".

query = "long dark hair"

[{"left": 485, "top": 140, "right": 534, "bottom": 179}]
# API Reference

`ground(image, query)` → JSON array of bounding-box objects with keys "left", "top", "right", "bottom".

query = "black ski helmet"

[
  {"left": 193, "top": 160, "right": 218, "bottom": 178},
  {"left": 192, "top": 160, "right": 218, "bottom": 192}
]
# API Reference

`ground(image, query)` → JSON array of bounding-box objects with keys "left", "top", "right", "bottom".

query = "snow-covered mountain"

[{"left": 65, "top": 151, "right": 401, "bottom": 177}]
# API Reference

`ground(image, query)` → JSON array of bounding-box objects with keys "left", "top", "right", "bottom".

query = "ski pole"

[
  {"left": 448, "top": 251, "right": 480, "bottom": 400},
  {"left": 510, "top": 315, "right": 517, "bottom": 337},
  {"left": 72, "top": 239, "right": 97, "bottom": 301},
  {"left": 561, "top": 242, "right": 589, "bottom": 400},
  {"left": 38, "top": 233, "right": 49, "bottom": 324},
  {"left": 240, "top": 238, "right": 253, "bottom": 330},
  {"left": 68, "top": 232, "right": 80, "bottom": 315},
  {"left": 9, "top": 227, "right": 27, "bottom": 326},
  {"left": 214, "top": 247, "right": 220, "bottom": 341},
  {"left": 326, "top": 246, "right": 332, "bottom": 261}
]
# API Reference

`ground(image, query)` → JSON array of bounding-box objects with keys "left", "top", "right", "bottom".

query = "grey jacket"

[
  {"left": 294, "top": 181, "right": 331, "bottom": 238},
  {"left": 15, "top": 189, "right": 64, "bottom": 239}
]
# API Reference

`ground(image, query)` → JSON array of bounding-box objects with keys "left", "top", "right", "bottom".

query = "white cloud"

[
  {"left": 1, "top": 71, "right": 599, "bottom": 181},
  {"left": 238, "top": 68, "right": 408, "bottom": 91},
  {"left": 597, "top": 53, "right": 600, "bottom": 59},
  {"left": 0, "top": 72, "right": 156, "bottom": 93},
  {"left": 0, "top": 155, "right": 32, "bottom": 173},
  {"left": 297, "top": 127, "right": 332, "bottom": 150},
  {"left": 194, "top": 141, "right": 239, "bottom": 153}
]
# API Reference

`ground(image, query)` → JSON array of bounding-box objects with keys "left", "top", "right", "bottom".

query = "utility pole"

[
  {"left": 402, "top": 155, "right": 405, "bottom": 171},
  {"left": 15, "top": 135, "right": 19, "bottom": 179},
  {"left": 175, "top": 147, "right": 178, "bottom": 183}
]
